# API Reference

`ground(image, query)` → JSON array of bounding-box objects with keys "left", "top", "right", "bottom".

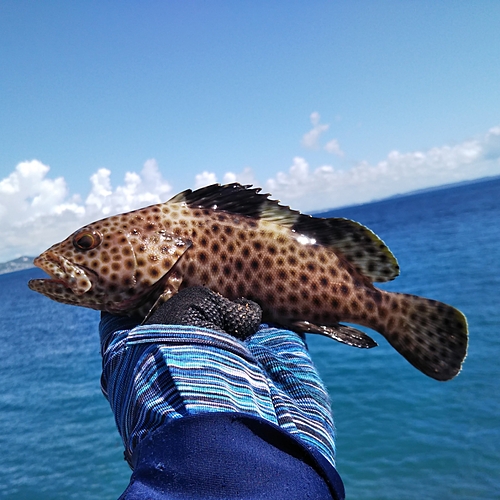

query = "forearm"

[{"left": 100, "top": 317, "right": 336, "bottom": 468}]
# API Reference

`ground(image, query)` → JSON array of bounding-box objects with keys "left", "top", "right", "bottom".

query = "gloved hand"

[{"left": 144, "top": 286, "right": 262, "bottom": 340}]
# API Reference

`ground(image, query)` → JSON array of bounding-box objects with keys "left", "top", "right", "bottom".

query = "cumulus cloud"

[
  {"left": 301, "top": 112, "right": 330, "bottom": 149},
  {"left": 302, "top": 112, "right": 344, "bottom": 157},
  {"left": 0, "top": 159, "right": 172, "bottom": 262},
  {"left": 1, "top": 126, "right": 499, "bottom": 263},
  {"left": 324, "top": 138, "right": 344, "bottom": 157},
  {"left": 266, "top": 126, "right": 500, "bottom": 211}
]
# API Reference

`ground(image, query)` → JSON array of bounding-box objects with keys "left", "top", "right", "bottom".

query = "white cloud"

[
  {"left": 0, "top": 159, "right": 172, "bottom": 262},
  {"left": 324, "top": 138, "right": 344, "bottom": 157},
  {"left": 266, "top": 126, "right": 500, "bottom": 211},
  {"left": 301, "top": 112, "right": 330, "bottom": 149},
  {"left": 194, "top": 171, "right": 218, "bottom": 188},
  {"left": 1, "top": 126, "right": 499, "bottom": 263}
]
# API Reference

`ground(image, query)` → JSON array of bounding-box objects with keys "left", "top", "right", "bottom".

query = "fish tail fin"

[{"left": 378, "top": 292, "right": 468, "bottom": 381}]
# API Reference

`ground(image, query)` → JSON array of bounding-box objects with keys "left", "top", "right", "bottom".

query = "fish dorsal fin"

[
  {"left": 293, "top": 214, "right": 400, "bottom": 282},
  {"left": 169, "top": 183, "right": 399, "bottom": 282},
  {"left": 168, "top": 183, "right": 301, "bottom": 225}
]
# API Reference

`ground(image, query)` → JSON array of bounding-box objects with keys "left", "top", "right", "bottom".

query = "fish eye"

[{"left": 73, "top": 230, "right": 103, "bottom": 251}]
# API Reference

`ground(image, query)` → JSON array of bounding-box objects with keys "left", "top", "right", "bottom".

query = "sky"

[{"left": 1, "top": 1, "right": 500, "bottom": 262}]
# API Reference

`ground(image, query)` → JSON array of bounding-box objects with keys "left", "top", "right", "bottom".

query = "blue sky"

[{"left": 1, "top": 1, "right": 500, "bottom": 261}]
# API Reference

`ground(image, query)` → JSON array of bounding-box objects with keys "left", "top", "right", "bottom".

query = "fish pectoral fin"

[
  {"left": 290, "top": 320, "right": 378, "bottom": 349},
  {"left": 141, "top": 272, "right": 184, "bottom": 324}
]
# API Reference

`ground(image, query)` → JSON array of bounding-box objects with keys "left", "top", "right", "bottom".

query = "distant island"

[{"left": 0, "top": 256, "right": 36, "bottom": 275}]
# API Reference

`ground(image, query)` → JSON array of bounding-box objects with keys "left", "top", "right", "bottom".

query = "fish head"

[{"left": 28, "top": 209, "right": 192, "bottom": 314}]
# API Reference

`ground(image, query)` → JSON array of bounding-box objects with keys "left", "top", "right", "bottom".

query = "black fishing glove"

[{"left": 144, "top": 286, "right": 262, "bottom": 340}]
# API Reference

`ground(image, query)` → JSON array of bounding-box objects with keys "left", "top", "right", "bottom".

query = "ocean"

[{"left": 1, "top": 177, "right": 499, "bottom": 499}]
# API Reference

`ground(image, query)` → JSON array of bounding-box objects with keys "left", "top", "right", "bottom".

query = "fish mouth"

[{"left": 28, "top": 252, "right": 93, "bottom": 296}]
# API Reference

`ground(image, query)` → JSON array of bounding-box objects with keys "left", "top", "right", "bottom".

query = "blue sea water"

[{"left": 1, "top": 177, "right": 499, "bottom": 499}]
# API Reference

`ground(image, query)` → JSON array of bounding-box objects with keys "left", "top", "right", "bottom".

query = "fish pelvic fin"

[
  {"left": 291, "top": 320, "right": 378, "bottom": 349},
  {"left": 379, "top": 292, "right": 468, "bottom": 381}
]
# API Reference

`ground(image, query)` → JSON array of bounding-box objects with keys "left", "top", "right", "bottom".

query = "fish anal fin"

[{"left": 291, "top": 320, "right": 378, "bottom": 349}]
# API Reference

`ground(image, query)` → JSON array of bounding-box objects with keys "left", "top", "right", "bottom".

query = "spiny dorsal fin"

[
  {"left": 170, "top": 183, "right": 399, "bottom": 282},
  {"left": 168, "top": 183, "right": 301, "bottom": 225}
]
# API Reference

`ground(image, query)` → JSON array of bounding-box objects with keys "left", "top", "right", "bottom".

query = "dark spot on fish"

[
  {"left": 263, "top": 273, "right": 273, "bottom": 285},
  {"left": 137, "top": 258, "right": 146, "bottom": 267},
  {"left": 320, "top": 277, "right": 328, "bottom": 287},
  {"left": 253, "top": 241, "right": 262, "bottom": 251},
  {"left": 248, "top": 220, "right": 258, "bottom": 228},
  {"left": 111, "top": 262, "right": 120, "bottom": 271},
  {"left": 201, "top": 271, "right": 209, "bottom": 283},
  {"left": 288, "top": 294, "right": 298, "bottom": 304},
  {"left": 101, "top": 266, "right": 109, "bottom": 275},
  {"left": 223, "top": 265, "right": 231, "bottom": 277},
  {"left": 263, "top": 257, "right": 272, "bottom": 268},
  {"left": 288, "top": 256, "right": 297, "bottom": 266},
  {"left": 235, "top": 259, "right": 243, "bottom": 272},
  {"left": 217, "top": 214, "right": 227, "bottom": 221},
  {"left": 237, "top": 283, "right": 245, "bottom": 295},
  {"left": 224, "top": 226, "right": 233, "bottom": 235},
  {"left": 340, "top": 284, "right": 349, "bottom": 296},
  {"left": 199, "top": 252, "right": 208, "bottom": 263},
  {"left": 300, "top": 274, "right": 308, "bottom": 284},
  {"left": 366, "top": 301, "right": 375, "bottom": 312},
  {"left": 225, "top": 284, "right": 234, "bottom": 296},
  {"left": 277, "top": 284, "right": 285, "bottom": 293},
  {"left": 109, "top": 284, "right": 117, "bottom": 293},
  {"left": 187, "top": 262, "right": 196, "bottom": 276},
  {"left": 242, "top": 247, "right": 250, "bottom": 258},
  {"left": 268, "top": 245, "right": 277, "bottom": 255},
  {"left": 307, "top": 263, "right": 316, "bottom": 272},
  {"left": 123, "top": 277, "right": 134, "bottom": 287},
  {"left": 211, "top": 242, "right": 220, "bottom": 253},
  {"left": 227, "top": 243, "right": 235, "bottom": 254},
  {"left": 298, "top": 250, "right": 306, "bottom": 259},
  {"left": 331, "top": 298, "right": 339, "bottom": 309},
  {"left": 277, "top": 270, "right": 287, "bottom": 280},
  {"left": 265, "top": 293, "right": 275, "bottom": 305},
  {"left": 211, "top": 224, "right": 220, "bottom": 233},
  {"left": 200, "top": 237, "right": 208, "bottom": 247},
  {"left": 329, "top": 268, "right": 338, "bottom": 277},
  {"left": 277, "top": 306, "right": 288, "bottom": 316},
  {"left": 250, "top": 259, "right": 259, "bottom": 270}
]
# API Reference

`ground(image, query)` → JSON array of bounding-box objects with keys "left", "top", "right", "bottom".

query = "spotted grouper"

[{"left": 29, "top": 183, "right": 468, "bottom": 380}]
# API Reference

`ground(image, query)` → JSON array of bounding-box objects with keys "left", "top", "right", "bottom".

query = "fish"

[{"left": 29, "top": 183, "right": 468, "bottom": 381}]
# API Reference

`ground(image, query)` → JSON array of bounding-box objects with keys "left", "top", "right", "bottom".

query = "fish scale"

[{"left": 28, "top": 183, "right": 468, "bottom": 381}]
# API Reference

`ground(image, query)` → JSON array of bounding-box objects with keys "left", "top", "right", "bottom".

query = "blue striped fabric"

[{"left": 100, "top": 314, "right": 336, "bottom": 468}]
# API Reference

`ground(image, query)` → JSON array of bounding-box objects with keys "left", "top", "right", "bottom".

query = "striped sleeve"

[{"left": 99, "top": 315, "right": 336, "bottom": 467}]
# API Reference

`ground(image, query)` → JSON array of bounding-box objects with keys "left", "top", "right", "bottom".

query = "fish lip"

[{"left": 31, "top": 252, "right": 93, "bottom": 295}]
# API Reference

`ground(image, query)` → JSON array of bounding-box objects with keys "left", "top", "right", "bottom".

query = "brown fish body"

[{"left": 29, "top": 183, "right": 468, "bottom": 381}]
